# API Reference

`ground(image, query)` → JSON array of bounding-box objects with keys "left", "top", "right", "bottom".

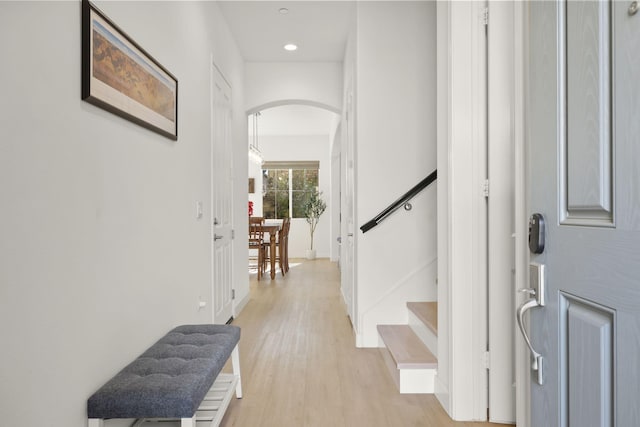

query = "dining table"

[{"left": 260, "top": 220, "right": 282, "bottom": 280}]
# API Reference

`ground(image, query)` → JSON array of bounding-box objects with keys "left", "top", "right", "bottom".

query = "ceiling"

[
  {"left": 217, "top": 1, "right": 354, "bottom": 62},
  {"left": 218, "top": 1, "right": 351, "bottom": 135}
]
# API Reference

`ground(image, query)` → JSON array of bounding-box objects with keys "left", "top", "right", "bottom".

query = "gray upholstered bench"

[{"left": 88, "top": 324, "right": 242, "bottom": 427}]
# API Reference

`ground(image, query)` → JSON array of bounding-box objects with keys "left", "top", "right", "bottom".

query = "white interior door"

[
  {"left": 211, "top": 62, "right": 233, "bottom": 324},
  {"left": 331, "top": 141, "right": 341, "bottom": 263},
  {"left": 526, "top": 1, "right": 640, "bottom": 425},
  {"left": 341, "top": 89, "right": 356, "bottom": 327}
]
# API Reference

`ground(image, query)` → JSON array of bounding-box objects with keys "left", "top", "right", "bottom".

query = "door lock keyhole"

[{"left": 529, "top": 213, "right": 545, "bottom": 254}]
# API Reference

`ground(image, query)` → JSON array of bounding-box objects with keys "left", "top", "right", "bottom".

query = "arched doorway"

[{"left": 247, "top": 103, "right": 340, "bottom": 262}]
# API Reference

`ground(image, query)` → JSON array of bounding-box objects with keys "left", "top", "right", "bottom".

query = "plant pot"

[{"left": 306, "top": 249, "right": 316, "bottom": 260}]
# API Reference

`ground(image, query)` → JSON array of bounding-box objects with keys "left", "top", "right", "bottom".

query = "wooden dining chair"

[
  {"left": 281, "top": 217, "right": 291, "bottom": 273},
  {"left": 262, "top": 217, "right": 290, "bottom": 277},
  {"left": 249, "top": 216, "right": 265, "bottom": 226},
  {"left": 249, "top": 218, "right": 265, "bottom": 280}
]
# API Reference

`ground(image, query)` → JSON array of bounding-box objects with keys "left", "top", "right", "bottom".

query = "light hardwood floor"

[{"left": 221, "top": 259, "right": 506, "bottom": 427}]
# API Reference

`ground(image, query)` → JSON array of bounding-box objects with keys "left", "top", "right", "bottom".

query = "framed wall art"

[{"left": 81, "top": 0, "right": 178, "bottom": 140}]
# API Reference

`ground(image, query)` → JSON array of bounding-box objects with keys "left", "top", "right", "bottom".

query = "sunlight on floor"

[{"left": 248, "top": 260, "right": 302, "bottom": 276}]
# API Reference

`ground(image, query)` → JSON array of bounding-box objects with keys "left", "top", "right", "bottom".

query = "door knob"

[
  {"left": 516, "top": 262, "right": 546, "bottom": 385},
  {"left": 519, "top": 288, "right": 536, "bottom": 297},
  {"left": 517, "top": 297, "right": 544, "bottom": 385},
  {"left": 214, "top": 234, "right": 223, "bottom": 241}
]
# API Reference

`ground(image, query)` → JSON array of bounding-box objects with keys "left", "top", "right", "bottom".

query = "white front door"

[
  {"left": 211, "top": 62, "right": 233, "bottom": 324},
  {"left": 527, "top": 1, "right": 640, "bottom": 425}
]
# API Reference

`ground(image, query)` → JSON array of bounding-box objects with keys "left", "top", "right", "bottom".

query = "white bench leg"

[
  {"left": 231, "top": 344, "right": 243, "bottom": 398},
  {"left": 88, "top": 419, "right": 104, "bottom": 427},
  {"left": 181, "top": 416, "right": 196, "bottom": 427}
]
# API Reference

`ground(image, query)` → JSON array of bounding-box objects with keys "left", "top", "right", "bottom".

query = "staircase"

[{"left": 377, "top": 302, "right": 437, "bottom": 394}]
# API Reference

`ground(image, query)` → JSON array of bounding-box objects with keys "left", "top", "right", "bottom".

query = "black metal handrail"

[{"left": 360, "top": 170, "right": 437, "bottom": 233}]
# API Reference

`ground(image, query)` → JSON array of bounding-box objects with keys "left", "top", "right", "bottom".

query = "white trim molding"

[
  {"left": 487, "top": 0, "right": 517, "bottom": 423},
  {"left": 514, "top": 1, "right": 531, "bottom": 426},
  {"left": 437, "top": 0, "right": 489, "bottom": 421}
]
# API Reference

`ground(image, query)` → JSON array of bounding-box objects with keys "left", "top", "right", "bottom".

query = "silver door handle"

[
  {"left": 517, "top": 293, "right": 544, "bottom": 385},
  {"left": 214, "top": 234, "right": 223, "bottom": 241}
]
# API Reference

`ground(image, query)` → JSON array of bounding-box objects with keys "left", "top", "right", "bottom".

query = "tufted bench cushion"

[{"left": 87, "top": 324, "right": 240, "bottom": 419}]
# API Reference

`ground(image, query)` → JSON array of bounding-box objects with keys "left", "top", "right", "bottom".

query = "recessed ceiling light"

[
  {"left": 284, "top": 43, "right": 298, "bottom": 51},
  {"left": 279, "top": 7, "right": 289, "bottom": 14}
]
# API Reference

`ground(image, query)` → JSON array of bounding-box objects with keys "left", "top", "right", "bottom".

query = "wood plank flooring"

[
  {"left": 377, "top": 324, "right": 437, "bottom": 369},
  {"left": 220, "top": 259, "right": 506, "bottom": 427}
]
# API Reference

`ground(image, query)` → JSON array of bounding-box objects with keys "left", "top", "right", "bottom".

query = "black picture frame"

[{"left": 81, "top": 0, "right": 178, "bottom": 140}]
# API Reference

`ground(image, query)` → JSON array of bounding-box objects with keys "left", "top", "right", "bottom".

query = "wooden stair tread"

[
  {"left": 377, "top": 325, "right": 437, "bottom": 369},
  {"left": 407, "top": 301, "right": 437, "bottom": 336}
]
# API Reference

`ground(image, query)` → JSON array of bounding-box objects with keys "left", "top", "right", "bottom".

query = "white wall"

[
  {"left": 0, "top": 2, "right": 245, "bottom": 426},
  {"left": 354, "top": 1, "right": 438, "bottom": 347},
  {"left": 245, "top": 62, "right": 343, "bottom": 113},
  {"left": 260, "top": 135, "right": 332, "bottom": 258}
]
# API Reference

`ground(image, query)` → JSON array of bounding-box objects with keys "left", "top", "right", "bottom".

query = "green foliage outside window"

[{"left": 263, "top": 168, "right": 319, "bottom": 219}]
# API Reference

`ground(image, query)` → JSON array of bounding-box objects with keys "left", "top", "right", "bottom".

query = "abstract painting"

[{"left": 82, "top": 0, "right": 178, "bottom": 140}]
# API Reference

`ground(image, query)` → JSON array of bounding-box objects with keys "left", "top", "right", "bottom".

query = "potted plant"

[{"left": 301, "top": 187, "right": 326, "bottom": 259}]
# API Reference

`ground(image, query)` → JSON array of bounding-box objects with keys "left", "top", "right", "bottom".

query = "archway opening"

[{"left": 247, "top": 102, "right": 341, "bottom": 266}]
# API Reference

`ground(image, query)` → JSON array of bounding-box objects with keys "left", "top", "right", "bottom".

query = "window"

[{"left": 262, "top": 161, "right": 319, "bottom": 219}]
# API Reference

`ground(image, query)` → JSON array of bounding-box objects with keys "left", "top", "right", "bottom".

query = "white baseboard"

[
  {"left": 435, "top": 375, "right": 450, "bottom": 416},
  {"left": 355, "top": 332, "right": 366, "bottom": 348},
  {"left": 233, "top": 293, "right": 250, "bottom": 318}
]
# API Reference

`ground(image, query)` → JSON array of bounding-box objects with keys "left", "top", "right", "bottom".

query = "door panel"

[
  {"left": 527, "top": 1, "right": 640, "bottom": 426},
  {"left": 561, "top": 294, "right": 613, "bottom": 427},
  {"left": 563, "top": 0, "right": 613, "bottom": 224}
]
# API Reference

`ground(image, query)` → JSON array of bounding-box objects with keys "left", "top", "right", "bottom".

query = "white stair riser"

[
  {"left": 379, "top": 345, "right": 436, "bottom": 394},
  {"left": 399, "top": 368, "right": 436, "bottom": 394},
  {"left": 408, "top": 310, "right": 438, "bottom": 355}
]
